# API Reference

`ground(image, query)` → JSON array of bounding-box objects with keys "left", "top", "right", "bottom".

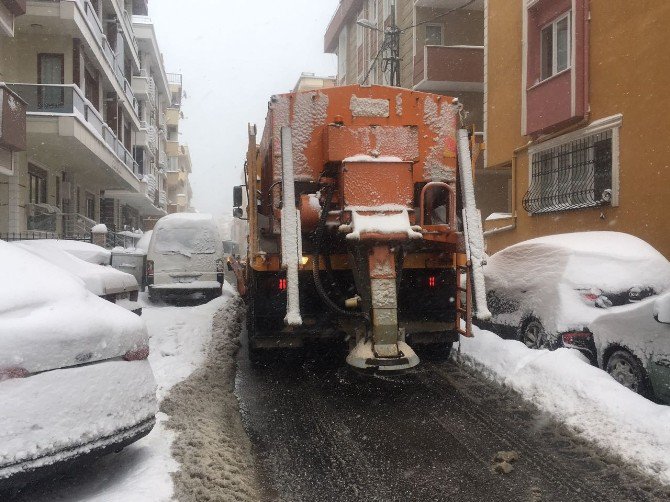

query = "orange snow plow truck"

[{"left": 232, "top": 85, "right": 490, "bottom": 370}]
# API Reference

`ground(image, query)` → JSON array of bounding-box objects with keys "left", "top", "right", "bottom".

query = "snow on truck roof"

[
  {"left": 487, "top": 232, "right": 670, "bottom": 294},
  {"left": 155, "top": 213, "right": 214, "bottom": 228}
]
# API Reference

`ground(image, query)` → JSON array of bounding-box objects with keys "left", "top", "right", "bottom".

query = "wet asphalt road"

[{"left": 235, "top": 328, "right": 670, "bottom": 502}]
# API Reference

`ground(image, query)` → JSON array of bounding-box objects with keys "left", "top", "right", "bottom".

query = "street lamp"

[
  {"left": 356, "top": 19, "right": 382, "bottom": 32},
  {"left": 356, "top": 7, "right": 401, "bottom": 87}
]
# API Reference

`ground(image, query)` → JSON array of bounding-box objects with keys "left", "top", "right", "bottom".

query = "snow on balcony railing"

[
  {"left": 7, "top": 83, "right": 140, "bottom": 179},
  {"left": 167, "top": 73, "right": 182, "bottom": 86}
]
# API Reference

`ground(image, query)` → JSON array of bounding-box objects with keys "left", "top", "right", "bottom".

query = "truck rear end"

[{"left": 234, "top": 84, "right": 488, "bottom": 370}]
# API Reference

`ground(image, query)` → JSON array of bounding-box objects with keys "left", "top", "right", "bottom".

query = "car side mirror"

[
  {"left": 653, "top": 294, "right": 670, "bottom": 324},
  {"left": 233, "top": 185, "right": 244, "bottom": 209}
]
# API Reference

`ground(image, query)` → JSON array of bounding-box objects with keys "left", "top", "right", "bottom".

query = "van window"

[{"left": 154, "top": 226, "right": 217, "bottom": 256}]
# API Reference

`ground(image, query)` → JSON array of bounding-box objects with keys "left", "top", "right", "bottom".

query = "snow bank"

[
  {"left": 143, "top": 292, "right": 233, "bottom": 401},
  {"left": 460, "top": 327, "right": 670, "bottom": 484}
]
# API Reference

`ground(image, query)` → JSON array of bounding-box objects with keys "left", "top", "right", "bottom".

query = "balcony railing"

[
  {"left": 45, "top": 0, "right": 141, "bottom": 118},
  {"left": 167, "top": 73, "right": 182, "bottom": 86},
  {"left": 7, "top": 83, "right": 140, "bottom": 178},
  {"left": 413, "top": 45, "right": 484, "bottom": 91}
]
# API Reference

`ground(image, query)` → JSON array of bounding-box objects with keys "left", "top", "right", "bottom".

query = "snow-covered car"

[
  {"left": 483, "top": 232, "right": 670, "bottom": 402},
  {"left": 0, "top": 241, "right": 157, "bottom": 489},
  {"left": 147, "top": 214, "right": 224, "bottom": 301},
  {"left": 47, "top": 239, "right": 111, "bottom": 265},
  {"left": 12, "top": 240, "right": 142, "bottom": 315},
  {"left": 586, "top": 292, "right": 670, "bottom": 403}
]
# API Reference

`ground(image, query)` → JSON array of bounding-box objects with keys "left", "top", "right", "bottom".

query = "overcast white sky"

[{"left": 150, "top": 0, "right": 339, "bottom": 217}]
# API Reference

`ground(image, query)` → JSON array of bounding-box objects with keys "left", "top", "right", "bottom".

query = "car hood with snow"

[
  {"left": 13, "top": 240, "right": 138, "bottom": 296},
  {"left": 484, "top": 231, "right": 670, "bottom": 334}
]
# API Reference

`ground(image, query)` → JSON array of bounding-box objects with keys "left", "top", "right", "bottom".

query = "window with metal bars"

[{"left": 523, "top": 130, "right": 613, "bottom": 214}]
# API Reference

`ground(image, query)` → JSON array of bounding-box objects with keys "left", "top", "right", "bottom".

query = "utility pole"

[{"left": 384, "top": 2, "right": 401, "bottom": 87}]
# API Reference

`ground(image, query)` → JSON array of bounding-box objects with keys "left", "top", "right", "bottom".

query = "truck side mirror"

[
  {"left": 233, "top": 185, "right": 244, "bottom": 209},
  {"left": 233, "top": 207, "right": 244, "bottom": 219}
]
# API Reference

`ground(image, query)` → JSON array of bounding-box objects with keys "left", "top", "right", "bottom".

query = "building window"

[
  {"left": 425, "top": 24, "right": 444, "bottom": 46},
  {"left": 540, "top": 12, "right": 570, "bottom": 81},
  {"left": 523, "top": 124, "right": 618, "bottom": 214},
  {"left": 28, "top": 165, "right": 48, "bottom": 205},
  {"left": 337, "top": 26, "right": 348, "bottom": 83}
]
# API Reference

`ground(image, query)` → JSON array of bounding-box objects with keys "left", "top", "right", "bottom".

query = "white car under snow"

[
  {"left": 0, "top": 241, "right": 157, "bottom": 489},
  {"left": 483, "top": 231, "right": 670, "bottom": 402},
  {"left": 12, "top": 240, "right": 142, "bottom": 315}
]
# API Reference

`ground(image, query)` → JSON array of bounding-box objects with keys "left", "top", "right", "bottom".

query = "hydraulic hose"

[{"left": 312, "top": 185, "right": 368, "bottom": 322}]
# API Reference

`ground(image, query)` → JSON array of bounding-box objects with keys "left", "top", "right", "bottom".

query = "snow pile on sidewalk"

[
  {"left": 144, "top": 290, "right": 232, "bottom": 401},
  {"left": 162, "top": 296, "right": 261, "bottom": 502},
  {"left": 459, "top": 327, "right": 670, "bottom": 484}
]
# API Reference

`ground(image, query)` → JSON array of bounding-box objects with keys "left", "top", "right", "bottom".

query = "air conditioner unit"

[{"left": 61, "top": 181, "right": 72, "bottom": 201}]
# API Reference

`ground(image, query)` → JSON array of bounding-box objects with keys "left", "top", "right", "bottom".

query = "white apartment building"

[{"left": 0, "top": 0, "right": 172, "bottom": 236}]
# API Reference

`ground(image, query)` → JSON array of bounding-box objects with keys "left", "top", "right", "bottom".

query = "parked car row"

[
  {"left": 0, "top": 240, "right": 157, "bottom": 490},
  {"left": 481, "top": 231, "right": 670, "bottom": 404}
]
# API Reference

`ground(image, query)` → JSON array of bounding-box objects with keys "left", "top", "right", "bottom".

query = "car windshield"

[{"left": 154, "top": 227, "right": 216, "bottom": 257}]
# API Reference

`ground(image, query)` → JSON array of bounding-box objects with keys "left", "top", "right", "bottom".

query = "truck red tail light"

[
  {"left": 0, "top": 367, "right": 29, "bottom": 382},
  {"left": 278, "top": 278, "right": 287, "bottom": 291},
  {"left": 123, "top": 345, "right": 150, "bottom": 361},
  {"left": 428, "top": 276, "right": 436, "bottom": 288}
]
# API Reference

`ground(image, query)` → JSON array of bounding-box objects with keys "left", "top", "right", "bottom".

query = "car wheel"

[
  {"left": 520, "top": 319, "right": 547, "bottom": 349},
  {"left": 606, "top": 350, "right": 651, "bottom": 397}
]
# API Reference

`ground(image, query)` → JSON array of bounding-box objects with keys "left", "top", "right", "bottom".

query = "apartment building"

[
  {"left": 163, "top": 73, "right": 193, "bottom": 214},
  {"left": 293, "top": 72, "right": 336, "bottom": 93},
  {"left": 484, "top": 1, "right": 670, "bottom": 257},
  {"left": 104, "top": 4, "right": 171, "bottom": 230},
  {"left": 323, "top": 1, "right": 510, "bottom": 219},
  {"left": 165, "top": 143, "right": 192, "bottom": 214},
  {"left": 0, "top": 0, "right": 174, "bottom": 236}
]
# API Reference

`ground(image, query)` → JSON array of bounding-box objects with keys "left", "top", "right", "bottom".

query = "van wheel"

[{"left": 606, "top": 350, "right": 651, "bottom": 397}]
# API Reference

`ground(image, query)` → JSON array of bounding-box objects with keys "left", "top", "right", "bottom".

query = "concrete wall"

[
  {"left": 485, "top": 0, "right": 670, "bottom": 258},
  {"left": 0, "top": 33, "right": 73, "bottom": 83}
]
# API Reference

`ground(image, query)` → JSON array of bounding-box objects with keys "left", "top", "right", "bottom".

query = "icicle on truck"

[{"left": 231, "top": 84, "right": 490, "bottom": 370}]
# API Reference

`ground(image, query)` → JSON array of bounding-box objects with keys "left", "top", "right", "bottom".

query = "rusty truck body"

[{"left": 233, "top": 84, "right": 489, "bottom": 370}]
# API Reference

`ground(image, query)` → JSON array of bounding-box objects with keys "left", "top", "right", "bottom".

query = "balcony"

[
  {"left": 413, "top": 45, "right": 484, "bottom": 94},
  {"left": 21, "top": 0, "right": 140, "bottom": 125},
  {"left": 132, "top": 70, "right": 156, "bottom": 105},
  {"left": 136, "top": 121, "right": 157, "bottom": 154},
  {"left": 0, "top": 85, "right": 27, "bottom": 152},
  {"left": 165, "top": 107, "right": 179, "bottom": 127},
  {"left": 166, "top": 139, "right": 180, "bottom": 157},
  {"left": 7, "top": 83, "right": 141, "bottom": 191}
]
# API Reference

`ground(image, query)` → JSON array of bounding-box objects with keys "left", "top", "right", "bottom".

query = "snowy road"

[{"left": 236, "top": 333, "right": 670, "bottom": 502}]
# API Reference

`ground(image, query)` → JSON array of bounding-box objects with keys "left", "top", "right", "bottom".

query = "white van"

[{"left": 147, "top": 213, "right": 224, "bottom": 301}]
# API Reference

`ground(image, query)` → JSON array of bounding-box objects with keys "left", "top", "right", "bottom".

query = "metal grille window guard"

[{"left": 523, "top": 130, "right": 613, "bottom": 214}]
